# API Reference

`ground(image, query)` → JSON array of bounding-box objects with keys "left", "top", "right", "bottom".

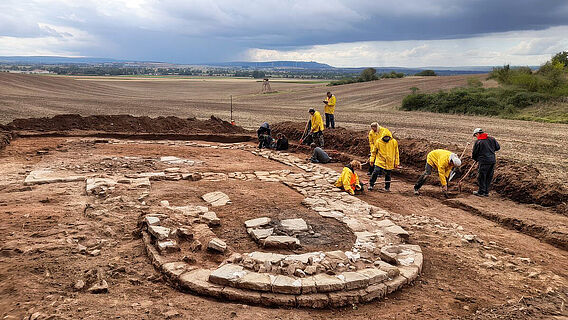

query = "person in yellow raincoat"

[
  {"left": 367, "top": 122, "right": 392, "bottom": 175},
  {"left": 323, "top": 91, "right": 336, "bottom": 129},
  {"left": 335, "top": 160, "right": 364, "bottom": 195},
  {"left": 308, "top": 108, "right": 325, "bottom": 147},
  {"left": 368, "top": 134, "right": 399, "bottom": 192},
  {"left": 414, "top": 149, "right": 462, "bottom": 195}
]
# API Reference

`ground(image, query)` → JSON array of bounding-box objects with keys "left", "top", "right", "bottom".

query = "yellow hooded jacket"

[
  {"left": 334, "top": 166, "right": 360, "bottom": 195},
  {"left": 311, "top": 111, "right": 324, "bottom": 133},
  {"left": 371, "top": 137, "right": 400, "bottom": 170},
  {"left": 324, "top": 95, "right": 336, "bottom": 114},
  {"left": 427, "top": 149, "right": 453, "bottom": 186},
  {"left": 369, "top": 127, "right": 393, "bottom": 162}
]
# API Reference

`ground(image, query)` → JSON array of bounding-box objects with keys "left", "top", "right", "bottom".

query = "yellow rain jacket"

[
  {"left": 335, "top": 166, "right": 360, "bottom": 195},
  {"left": 311, "top": 111, "right": 324, "bottom": 133},
  {"left": 369, "top": 126, "right": 393, "bottom": 162},
  {"left": 371, "top": 137, "right": 400, "bottom": 170},
  {"left": 426, "top": 149, "right": 453, "bottom": 186},
  {"left": 324, "top": 95, "right": 336, "bottom": 114}
]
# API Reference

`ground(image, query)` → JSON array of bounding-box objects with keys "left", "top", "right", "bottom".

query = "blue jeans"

[{"left": 325, "top": 113, "right": 335, "bottom": 129}]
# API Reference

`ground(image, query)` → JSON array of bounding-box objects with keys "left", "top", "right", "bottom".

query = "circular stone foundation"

[{"left": 135, "top": 142, "right": 423, "bottom": 308}]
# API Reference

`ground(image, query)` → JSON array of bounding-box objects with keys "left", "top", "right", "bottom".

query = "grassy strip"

[{"left": 401, "top": 87, "right": 568, "bottom": 123}]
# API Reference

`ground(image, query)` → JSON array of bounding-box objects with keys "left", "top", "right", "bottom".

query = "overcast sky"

[{"left": 1, "top": 0, "right": 567, "bottom": 67}]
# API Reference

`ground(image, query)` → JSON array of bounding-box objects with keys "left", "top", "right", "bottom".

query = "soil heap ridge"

[
  {"left": 272, "top": 121, "right": 568, "bottom": 214},
  {"left": 1, "top": 114, "right": 247, "bottom": 135}
]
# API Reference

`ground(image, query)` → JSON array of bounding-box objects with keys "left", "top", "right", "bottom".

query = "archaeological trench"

[{"left": 18, "top": 138, "right": 423, "bottom": 309}]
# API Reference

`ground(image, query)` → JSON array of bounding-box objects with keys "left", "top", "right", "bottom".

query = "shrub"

[{"left": 415, "top": 70, "right": 437, "bottom": 76}]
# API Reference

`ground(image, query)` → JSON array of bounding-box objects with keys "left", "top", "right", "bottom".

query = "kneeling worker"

[
  {"left": 335, "top": 160, "right": 364, "bottom": 196},
  {"left": 309, "top": 143, "right": 331, "bottom": 163},
  {"left": 368, "top": 134, "right": 399, "bottom": 192},
  {"left": 414, "top": 149, "right": 461, "bottom": 195}
]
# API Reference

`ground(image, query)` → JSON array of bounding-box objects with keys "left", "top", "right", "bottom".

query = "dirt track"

[{"left": 0, "top": 136, "right": 567, "bottom": 319}]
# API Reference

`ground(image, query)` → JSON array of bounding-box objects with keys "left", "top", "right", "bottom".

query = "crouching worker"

[
  {"left": 335, "top": 160, "right": 364, "bottom": 196},
  {"left": 257, "top": 122, "right": 272, "bottom": 149},
  {"left": 414, "top": 149, "right": 461, "bottom": 195},
  {"left": 368, "top": 135, "right": 399, "bottom": 192},
  {"left": 274, "top": 133, "right": 289, "bottom": 150},
  {"left": 309, "top": 143, "right": 331, "bottom": 163}
]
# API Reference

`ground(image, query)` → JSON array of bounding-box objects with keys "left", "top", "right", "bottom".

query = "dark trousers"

[
  {"left": 368, "top": 164, "right": 375, "bottom": 175},
  {"left": 414, "top": 163, "right": 433, "bottom": 190},
  {"left": 477, "top": 163, "right": 495, "bottom": 195},
  {"left": 370, "top": 166, "right": 392, "bottom": 190},
  {"left": 325, "top": 113, "right": 335, "bottom": 129},
  {"left": 313, "top": 131, "right": 324, "bottom": 148}
]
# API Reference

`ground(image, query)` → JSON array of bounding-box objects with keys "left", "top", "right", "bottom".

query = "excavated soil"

[
  {"left": 1, "top": 136, "right": 567, "bottom": 320},
  {"left": 272, "top": 121, "right": 568, "bottom": 214},
  {"left": 2, "top": 114, "right": 246, "bottom": 135}
]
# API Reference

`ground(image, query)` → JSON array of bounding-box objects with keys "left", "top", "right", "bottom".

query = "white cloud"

[
  {"left": 246, "top": 26, "right": 568, "bottom": 67},
  {"left": 0, "top": 23, "right": 100, "bottom": 56}
]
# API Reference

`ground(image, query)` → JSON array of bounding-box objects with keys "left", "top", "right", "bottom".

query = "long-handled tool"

[
  {"left": 458, "top": 162, "right": 477, "bottom": 192},
  {"left": 449, "top": 141, "right": 471, "bottom": 182},
  {"left": 299, "top": 119, "right": 311, "bottom": 144}
]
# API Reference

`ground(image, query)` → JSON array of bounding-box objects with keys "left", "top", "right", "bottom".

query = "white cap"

[
  {"left": 473, "top": 128, "right": 483, "bottom": 135},
  {"left": 449, "top": 153, "right": 462, "bottom": 167}
]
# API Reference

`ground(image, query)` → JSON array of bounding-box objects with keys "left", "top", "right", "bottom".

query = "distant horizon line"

[{"left": 0, "top": 55, "right": 539, "bottom": 69}]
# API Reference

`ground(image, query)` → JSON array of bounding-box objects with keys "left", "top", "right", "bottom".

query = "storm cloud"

[{"left": 0, "top": 0, "right": 567, "bottom": 66}]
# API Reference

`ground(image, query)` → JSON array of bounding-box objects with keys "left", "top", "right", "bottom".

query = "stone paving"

[
  {"left": 134, "top": 142, "right": 423, "bottom": 308},
  {"left": 21, "top": 139, "right": 423, "bottom": 308}
]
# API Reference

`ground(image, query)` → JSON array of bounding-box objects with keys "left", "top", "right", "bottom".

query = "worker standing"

[
  {"left": 367, "top": 122, "right": 392, "bottom": 175},
  {"left": 323, "top": 91, "right": 336, "bottom": 129},
  {"left": 414, "top": 149, "right": 462, "bottom": 195},
  {"left": 308, "top": 108, "right": 325, "bottom": 147},
  {"left": 335, "top": 160, "right": 364, "bottom": 195},
  {"left": 368, "top": 134, "right": 399, "bottom": 192},
  {"left": 472, "top": 128, "right": 500, "bottom": 197}
]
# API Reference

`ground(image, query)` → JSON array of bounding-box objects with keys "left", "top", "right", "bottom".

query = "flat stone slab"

[
  {"left": 201, "top": 211, "right": 220, "bottom": 226},
  {"left": 202, "top": 191, "right": 231, "bottom": 207},
  {"left": 249, "top": 228, "right": 274, "bottom": 240},
  {"left": 144, "top": 216, "right": 160, "bottom": 226},
  {"left": 236, "top": 272, "right": 272, "bottom": 292},
  {"left": 280, "top": 218, "right": 309, "bottom": 232},
  {"left": 209, "top": 264, "right": 247, "bottom": 285},
  {"left": 207, "top": 238, "right": 227, "bottom": 253},
  {"left": 341, "top": 271, "right": 370, "bottom": 290},
  {"left": 384, "top": 225, "right": 410, "bottom": 239},
  {"left": 272, "top": 275, "right": 302, "bottom": 294},
  {"left": 148, "top": 225, "right": 171, "bottom": 240},
  {"left": 357, "top": 268, "right": 388, "bottom": 285},
  {"left": 313, "top": 274, "right": 345, "bottom": 292},
  {"left": 262, "top": 236, "right": 300, "bottom": 249},
  {"left": 86, "top": 177, "right": 117, "bottom": 194},
  {"left": 160, "top": 156, "right": 195, "bottom": 165},
  {"left": 247, "top": 252, "right": 286, "bottom": 264},
  {"left": 157, "top": 240, "right": 179, "bottom": 254},
  {"left": 244, "top": 217, "right": 271, "bottom": 229},
  {"left": 24, "top": 170, "right": 86, "bottom": 186}
]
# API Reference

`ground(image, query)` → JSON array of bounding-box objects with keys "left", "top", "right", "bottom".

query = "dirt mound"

[
  {"left": 3, "top": 114, "right": 246, "bottom": 135},
  {"left": 273, "top": 121, "right": 568, "bottom": 213},
  {"left": 0, "top": 131, "right": 13, "bottom": 151}
]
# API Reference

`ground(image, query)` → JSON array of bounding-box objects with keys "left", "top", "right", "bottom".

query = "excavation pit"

[{"left": 1, "top": 136, "right": 422, "bottom": 309}]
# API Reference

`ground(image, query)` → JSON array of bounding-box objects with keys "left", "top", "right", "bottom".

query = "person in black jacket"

[
  {"left": 472, "top": 128, "right": 500, "bottom": 197},
  {"left": 274, "top": 133, "right": 289, "bottom": 150},
  {"left": 257, "top": 122, "right": 271, "bottom": 149}
]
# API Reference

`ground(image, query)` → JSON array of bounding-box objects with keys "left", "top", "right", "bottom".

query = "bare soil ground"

[
  {"left": 0, "top": 136, "right": 567, "bottom": 320},
  {"left": 1, "top": 74, "right": 568, "bottom": 319},
  {"left": 1, "top": 73, "right": 567, "bottom": 185}
]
